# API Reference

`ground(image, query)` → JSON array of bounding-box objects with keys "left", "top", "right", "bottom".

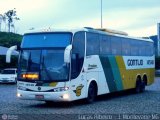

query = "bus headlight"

[
  {"left": 17, "top": 93, "right": 22, "bottom": 97},
  {"left": 53, "top": 87, "right": 69, "bottom": 92},
  {"left": 61, "top": 87, "right": 69, "bottom": 91},
  {"left": 62, "top": 94, "right": 69, "bottom": 99}
]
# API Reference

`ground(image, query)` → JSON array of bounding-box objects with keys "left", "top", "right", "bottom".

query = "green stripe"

[
  {"left": 100, "top": 56, "right": 117, "bottom": 92},
  {"left": 108, "top": 56, "right": 123, "bottom": 91}
]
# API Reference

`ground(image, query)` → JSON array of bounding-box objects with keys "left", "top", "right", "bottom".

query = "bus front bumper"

[{"left": 17, "top": 90, "right": 71, "bottom": 102}]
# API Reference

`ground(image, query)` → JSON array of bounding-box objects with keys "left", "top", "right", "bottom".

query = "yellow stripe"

[
  {"left": 49, "top": 82, "right": 58, "bottom": 87},
  {"left": 116, "top": 56, "right": 155, "bottom": 90}
]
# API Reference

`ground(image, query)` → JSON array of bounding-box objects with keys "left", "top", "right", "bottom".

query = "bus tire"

[
  {"left": 135, "top": 76, "right": 142, "bottom": 93},
  {"left": 141, "top": 75, "right": 147, "bottom": 92},
  {"left": 86, "top": 82, "right": 97, "bottom": 103},
  {"left": 140, "top": 81, "right": 145, "bottom": 92}
]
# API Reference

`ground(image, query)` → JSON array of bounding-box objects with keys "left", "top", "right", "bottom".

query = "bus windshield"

[
  {"left": 19, "top": 33, "right": 72, "bottom": 81},
  {"left": 19, "top": 49, "right": 69, "bottom": 81}
]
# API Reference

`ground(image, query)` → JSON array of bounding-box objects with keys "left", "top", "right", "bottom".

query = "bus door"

[
  {"left": 70, "top": 53, "right": 87, "bottom": 100},
  {"left": 69, "top": 31, "right": 86, "bottom": 100}
]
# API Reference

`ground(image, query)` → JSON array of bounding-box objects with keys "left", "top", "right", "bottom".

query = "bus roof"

[{"left": 24, "top": 27, "right": 153, "bottom": 43}]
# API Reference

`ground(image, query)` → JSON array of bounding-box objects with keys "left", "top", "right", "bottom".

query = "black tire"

[
  {"left": 135, "top": 77, "right": 141, "bottom": 93},
  {"left": 86, "top": 82, "right": 97, "bottom": 103},
  {"left": 140, "top": 81, "right": 145, "bottom": 92}
]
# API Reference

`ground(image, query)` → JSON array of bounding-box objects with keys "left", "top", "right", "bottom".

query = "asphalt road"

[{"left": 0, "top": 78, "right": 160, "bottom": 120}]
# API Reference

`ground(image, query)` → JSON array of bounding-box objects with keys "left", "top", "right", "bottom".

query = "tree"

[
  {"left": 0, "top": 32, "right": 22, "bottom": 69},
  {"left": 5, "top": 8, "right": 20, "bottom": 32},
  {"left": 0, "top": 14, "right": 7, "bottom": 32},
  {"left": 0, "top": 14, "right": 3, "bottom": 31}
]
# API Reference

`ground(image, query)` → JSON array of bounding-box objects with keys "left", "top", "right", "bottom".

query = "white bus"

[{"left": 10, "top": 28, "right": 154, "bottom": 103}]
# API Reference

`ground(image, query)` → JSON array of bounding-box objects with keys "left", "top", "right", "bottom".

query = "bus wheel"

[
  {"left": 86, "top": 82, "right": 97, "bottom": 103},
  {"left": 141, "top": 75, "right": 147, "bottom": 92},
  {"left": 135, "top": 76, "right": 142, "bottom": 93},
  {"left": 140, "top": 81, "right": 145, "bottom": 92}
]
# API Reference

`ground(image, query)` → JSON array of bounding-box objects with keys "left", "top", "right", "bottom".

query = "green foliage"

[
  {"left": 0, "top": 56, "right": 18, "bottom": 70},
  {"left": 0, "top": 32, "right": 22, "bottom": 47},
  {"left": 0, "top": 32, "right": 22, "bottom": 70}
]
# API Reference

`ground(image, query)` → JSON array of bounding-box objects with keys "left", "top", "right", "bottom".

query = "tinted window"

[
  {"left": 122, "top": 38, "right": 130, "bottom": 56},
  {"left": 100, "top": 35, "right": 111, "bottom": 55},
  {"left": 72, "top": 32, "right": 85, "bottom": 58},
  {"left": 145, "top": 42, "right": 154, "bottom": 56},
  {"left": 19, "top": 49, "right": 69, "bottom": 81},
  {"left": 111, "top": 36, "right": 122, "bottom": 55},
  {"left": 130, "top": 39, "right": 139, "bottom": 56},
  {"left": 20, "top": 50, "right": 41, "bottom": 72},
  {"left": 139, "top": 41, "right": 145, "bottom": 56},
  {"left": 150, "top": 42, "right": 154, "bottom": 56},
  {"left": 22, "top": 33, "right": 72, "bottom": 48},
  {"left": 71, "top": 32, "right": 85, "bottom": 79},
  {"left": 41, "top": 50, "right": 69, "bottom": 80},
  {"left": 86, "top": 33, "right": 99, "bottom": 55}
]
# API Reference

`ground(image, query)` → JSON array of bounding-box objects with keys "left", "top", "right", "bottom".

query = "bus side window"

[
  {"left": 111, "top": 36, "right": 122, "bottom": 55},
  {"left": 150, "top": 43, "right": 154, "bottom": 56},
  {"left": 122, "top": 38, "right": 130, "bottom": 56},
  {"left": 137, "top": 41, "right": 145, "bottom": 56},
  {"left": 144, "top": 42, "right": 149, "bottom": 56},
  {"left": 100, "top": 35, "right": 111, "bottom": 55},
  {"left": 71, "top": 32, "right": 85, "bottom": 79},
  {"left": 86, "top": 32, "right": 99, "bottom": 56},
  {"left": 147, "top": 42, "right": 153, "bottom": 56},
  {"left": 131, "top": 40, "right": 138, "bottom": 56},
  {"left": 71, "top": 53, "right": 79, "bottom": 78}
]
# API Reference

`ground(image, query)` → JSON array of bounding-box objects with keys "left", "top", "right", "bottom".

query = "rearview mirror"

[
  {"left": 64, "top": 45, "right": 72, "bottom": 63},
  {"left": 6, "top": 45, "right": 18, "bottom": 63}
]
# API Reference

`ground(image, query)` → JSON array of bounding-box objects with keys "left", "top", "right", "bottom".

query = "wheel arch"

[
  {"left": 86, "top": 79, "right": 98, "bottom": 97},
  {"left": 136, "top": 74, "right": 142, "bottom": 80},
  {"left": 142, "top": 74, "right": 148, "bottom": 85},
  {"left": 135, "top": 74, "right": 142, "bottom": 86}
]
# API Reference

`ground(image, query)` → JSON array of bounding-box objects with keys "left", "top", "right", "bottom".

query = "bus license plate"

[{"left": 35, "top": 95, "right": 44, "bottom": 99}]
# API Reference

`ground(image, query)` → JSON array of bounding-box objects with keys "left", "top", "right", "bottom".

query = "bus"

[{"left": 7, "top": 27, "right": 155, "bottom": 103}]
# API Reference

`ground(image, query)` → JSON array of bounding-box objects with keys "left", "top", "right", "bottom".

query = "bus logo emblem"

[{"left": 38, "top": 87, "right": 41, "bottom": 91}]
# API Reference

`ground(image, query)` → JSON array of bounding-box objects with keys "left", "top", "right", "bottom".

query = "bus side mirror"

[
  {"left": 64, "top": 45, "right": 72, "bottom": 63},
  {"left": 6, "top": 45, "right": 18, "bottom": 63}
]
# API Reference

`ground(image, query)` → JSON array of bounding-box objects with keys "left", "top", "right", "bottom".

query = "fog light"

[
  {"left": 62, "top": 94, "right": 69, "bottom": 99},
  {"left": 17, "top": 93, "right": 22, "bottom": 97}
]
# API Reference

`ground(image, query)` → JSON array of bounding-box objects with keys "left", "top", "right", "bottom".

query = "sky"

[{"left": 0, "top": 0, "right": 160, "bottom": 37}]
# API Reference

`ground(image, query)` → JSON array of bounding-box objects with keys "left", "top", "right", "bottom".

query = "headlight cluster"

[
  {"left": 62, "top": 94, "right": 69, "bottom": 99},
  {"left": 18, "top": 86, "right": 27, "bottom": 91},
  {"left": 17, "top": 93, "right": 22, "bottom": 97},
  {"left": 17, "top": 86, "right": 69, "bottom": 92},
  {"left": 53, "top": 87, "right": 69, "bottom": 92}
]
